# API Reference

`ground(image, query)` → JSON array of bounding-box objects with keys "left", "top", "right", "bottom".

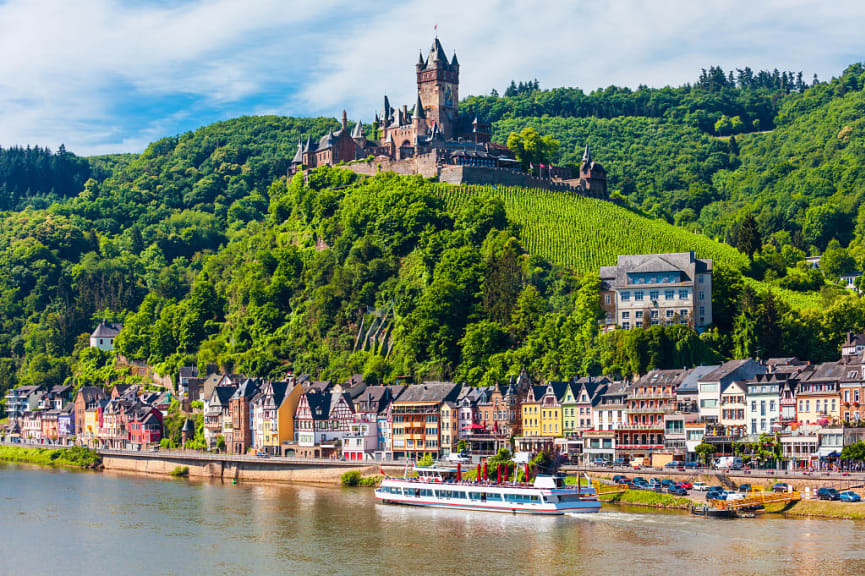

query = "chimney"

[{"left": 341, "top": 110, "right": 348, "bottom": 131}]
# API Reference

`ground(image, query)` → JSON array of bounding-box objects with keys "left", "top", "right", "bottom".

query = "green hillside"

[{"left": 435, "top": 184, "right": 749, "bottom": 273}]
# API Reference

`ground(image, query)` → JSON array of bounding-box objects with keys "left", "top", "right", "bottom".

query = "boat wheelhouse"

[{"left": 375, "top": 466, "right": 601, "bottom": 515}]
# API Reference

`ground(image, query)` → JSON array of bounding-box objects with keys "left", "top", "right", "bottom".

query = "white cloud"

[
  {"left": 1, "top": 0, "right": 864, "bottom": 155},
  {"left": 301, "top": 0, "right": 865, "bottom": 120},
  {"left": 0, "top": 0, "right": 342, "bottom": 154}
]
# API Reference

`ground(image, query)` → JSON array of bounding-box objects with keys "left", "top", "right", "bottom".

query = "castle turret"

[{"left": 579, "top": 143, "right": 608, "bottom": 198}]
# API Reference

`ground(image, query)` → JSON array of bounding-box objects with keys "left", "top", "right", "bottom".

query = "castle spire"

[
  {"left": 582, "top": 142, "right": 592, "bottom": 166},
  {"left": 451, "top": 51, "right": 459, "bottom": 68},
  {"left": 413, "top": 95, "right": 425, "bottom": 120},
  {"left": 292, "top": 135, "right": 303, "bottom": 163}
]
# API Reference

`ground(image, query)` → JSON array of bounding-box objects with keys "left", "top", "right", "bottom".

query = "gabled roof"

[
  {"left": 699, "top": 359, "right": 765, "bottom": 391},
  {"left": 91, "top": 321, "right": 122, "bottom": 338},
  {"left": 231, "top": 378, "right": 261, "bottom": 401},
  {"left": 304, "top": 389, "right": 333, "bottom": 420},
  {"left": 395, "top": 382, "right": 460, "bottom": 404},
  {"left": 77, "top": 386, "right": 106, "bottom": 403},
  {"left": 210, "top": 386, "right": 236, "bottom": 406},
  {"left": 178, "top": 366, "right": 198, "bottom": 379},
  {"left": 677, "top": 365, "right": 720, "bottom": 393}
]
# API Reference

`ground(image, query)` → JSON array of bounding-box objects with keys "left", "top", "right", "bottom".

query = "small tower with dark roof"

[{"left": 579, "top": 142, "right": 608, "bottom": 198}]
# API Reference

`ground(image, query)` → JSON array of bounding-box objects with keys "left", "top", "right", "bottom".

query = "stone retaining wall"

[{"left": 101, "top": 453, "right": 403, "bottom": 485}]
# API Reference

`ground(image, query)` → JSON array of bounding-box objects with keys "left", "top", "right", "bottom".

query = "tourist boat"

[{"left": 375, "top": 465, "right": 601, "bottom": 515}]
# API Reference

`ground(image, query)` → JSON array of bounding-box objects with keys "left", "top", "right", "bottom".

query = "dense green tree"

[{"left": 737, "top": 214, "right": 762, "bottom": 258}]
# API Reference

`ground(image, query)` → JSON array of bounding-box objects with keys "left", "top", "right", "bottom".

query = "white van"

[
  {"left": 446, "top": 452, "right": 471, "bottom": 464},
  {"left": 716, "top": 456, "right": 743, "bottom": 470}
]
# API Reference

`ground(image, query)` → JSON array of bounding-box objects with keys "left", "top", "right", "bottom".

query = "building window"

[
  {"left": 635, "top": 291, "right": 644, "bottom": 301},
  {"left": 635, "top": 321, "right": 642, "bottom": 328},
  {"left": 699, "top": 306, "right": 706, "bottom": 316},
  {"left": 649, "top": 290, "right": 659, "bottom": 301},
  {"left": 650, "top": 310, "right": 659, "bottom": 318},
  {"left": 622, "top": 322, "right": 630, "bottom": 329},
  {"left": 635, "top": 311, "right": 643, "bottom": 319},
  {"left": 665, "top": 310, "right": 674, "bottom": 318},
  {"left": 679, "top": 290, "right": 689, "bottom": 299},
  {"left": 664, "top": 290, "right": 674, "bottom": 300},
  {"left": 605, "top": 294, "right": 611, "bottom": 305},
  {"left": 680, "top": 309, "right": 689, "bottom": 317},
  {"left": 770, "top": 400, "right": 776, "bottom": 412},
  {"left": 698, "top": 291, "right": 705, "bottom": 300},
  {"left": 621, "top": 291, "right": 630, "bottom": 302},
  {"left": 622, "top": 312, "right": 630, "bottom": 319}
]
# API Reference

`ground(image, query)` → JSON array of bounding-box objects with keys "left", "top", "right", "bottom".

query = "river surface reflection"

[{"left": 2, "top": 463, "right": 864, "bottom": 576}]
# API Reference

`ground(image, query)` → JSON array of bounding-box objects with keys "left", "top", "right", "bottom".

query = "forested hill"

[
  {"left": 1, "top": 62, "right": 865, "bottom": 407},
  {"left": 470, "top": 63, "right": 865, "bottom": 265}
]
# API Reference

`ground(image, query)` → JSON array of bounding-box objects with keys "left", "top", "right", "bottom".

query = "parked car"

[
  {"left": 840, "top": 491, "right": 861, "bottom": 502},
  {"left": 773, "top": 482, "right": 791, "bottom": 493},
  {"left": 725, "top": 492, "right": 746, "bottom": 502},
  {"left": 255, "top": 451, "right": 269, "bottom": 458},
  {"left": 660, "top": 479, "right": 676, "bottom": 487},
  {"left": 676, "top": 481, "right": 693, "bottom": 490},
  {"left": 613, "top": 458, "right": 626, "bottom": 467},
  {"left": 612, "top": 475, "right": 627, "bottom": 483},
  {"left": 692, "top": 482, "right": 709, "bottom": 491},
  {"left": 616, "top": 477, "right": 633, "bottom": 485},
  {"left": 667, "top": 486, "right": 688, "bottom": 496},
  {"left": 592, "top": 458, "right": 610, "bottom": 467},
  {"left": 706, "top": 490, "right": 727, "bottom": 501},
  {"left": 685, "top": 461, "right": 699, "bottom": 469},
  {"left": 816, "top": 488, "right": 841, "bottom": 501},
  {"left": 631, "top": 477, "right": 647, "bottom": 485},
  {"left": 446, "top": 453, "right": 471, "bottom": 464},
  {"left": 664, "top": 460, "right": 684, "bottom": 469},
  {"left": 737, "top": 484, "right": 752, "bottom": 493}
]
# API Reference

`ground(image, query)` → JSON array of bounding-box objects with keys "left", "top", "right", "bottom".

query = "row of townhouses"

[
  {"left": 3, "top": 384, "right": 169, "bottom": 449},
  {"left": 7, "top": 332, "right": 865, "bottom": 468}
]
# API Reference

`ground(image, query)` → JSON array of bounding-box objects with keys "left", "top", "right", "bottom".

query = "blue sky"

[{"left": 1, "top": 0, "right": 864, "bottom": 156}]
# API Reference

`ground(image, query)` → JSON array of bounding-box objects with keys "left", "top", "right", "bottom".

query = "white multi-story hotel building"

[{"left": 600, "top": 251, "right": 713, "bottom": 332}]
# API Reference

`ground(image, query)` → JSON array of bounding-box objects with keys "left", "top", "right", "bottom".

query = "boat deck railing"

[{"left": 707, "top": 490, "right": 801, "bottom": 510}]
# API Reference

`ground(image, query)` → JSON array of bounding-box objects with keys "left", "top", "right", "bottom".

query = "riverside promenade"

[{"left": 98, "top": 448, "right": 407, "bottom": 484}]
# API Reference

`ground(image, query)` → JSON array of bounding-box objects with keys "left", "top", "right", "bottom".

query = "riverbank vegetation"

[
  {"left": 598, "top": 489, "right": 693, "bottom": 509},
  {"left": 169, "top": 465, "right": 190, "bottom": 477},
  {"left": 0, "top": 445, "right": 101, "bottom": 469},
  {"left": 340, "top": 470, "right": 381, "bottom": 487},
  {"left": 764, "top": 499, "right": 865, "bottom": 520}
]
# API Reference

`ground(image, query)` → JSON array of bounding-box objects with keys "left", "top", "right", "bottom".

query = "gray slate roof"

[{"left": 396, "top": 382, "right": 460, "bottom": 404}]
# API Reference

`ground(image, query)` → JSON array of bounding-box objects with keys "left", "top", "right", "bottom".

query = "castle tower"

[
  {"left": 579, "top": 143, "right": 608, "bottom": 198},
  {"left": 416, "top": 38, "right": 459, "bottom": 140}
]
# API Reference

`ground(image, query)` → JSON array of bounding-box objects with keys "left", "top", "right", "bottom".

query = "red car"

[{"left": 676, "top": 481, "right": 693, "bottom": 490}]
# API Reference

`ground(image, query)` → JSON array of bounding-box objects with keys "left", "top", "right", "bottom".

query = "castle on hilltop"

[{"left": 290, "top": 37, "right": 607, "bottom": 196}]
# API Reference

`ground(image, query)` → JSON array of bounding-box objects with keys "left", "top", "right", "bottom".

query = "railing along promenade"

[
  {"left": 98, "top": 448, "right": 411, "bottom": 467},
  {"left": 0, "top": 440, "right": 409, "bottom": 468},
  {"left": 563, "top": 463, "right": 865, "bottom": 483}
]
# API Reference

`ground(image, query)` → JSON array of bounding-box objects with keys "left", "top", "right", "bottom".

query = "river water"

[{"left": 2, "top": 463, "right": 864, "bottom": 576}]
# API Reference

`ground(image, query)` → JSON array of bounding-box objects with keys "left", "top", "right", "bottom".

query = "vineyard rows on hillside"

[{"left": 435, "top": 184, "right": 751, "bottom": 273}]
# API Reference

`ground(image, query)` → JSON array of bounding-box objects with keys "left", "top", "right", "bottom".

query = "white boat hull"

[{"left": 375, "top": 478, "right": 602, "bottom": 515}]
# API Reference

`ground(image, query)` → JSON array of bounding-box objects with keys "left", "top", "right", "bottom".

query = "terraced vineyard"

[{"left": 435, "top": 184, "right": 751, "bottom": 273}]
